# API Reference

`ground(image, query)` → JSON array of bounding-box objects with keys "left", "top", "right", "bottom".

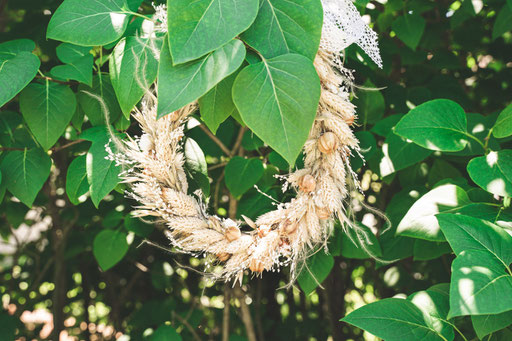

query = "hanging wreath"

[{"left": 113, "top": 0, "right": 382, "bottom": 284}]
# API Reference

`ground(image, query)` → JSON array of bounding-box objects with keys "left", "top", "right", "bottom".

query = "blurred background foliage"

[{"left": 0, "top": 0, "right": 511, "bottom": 340}]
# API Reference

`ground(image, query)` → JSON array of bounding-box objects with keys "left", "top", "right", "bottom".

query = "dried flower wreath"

[{"left": 114, "top": 0, "right": 382, "bottom": 284}]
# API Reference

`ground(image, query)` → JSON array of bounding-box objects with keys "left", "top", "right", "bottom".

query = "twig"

[
  {"left": 172, "top": 311, "right": 202, "bottom": 341},
  {"left": 198, "top": 124, "right": 231, "bottom": 156},
  {"left": 232, "top": 126, "right": 247, "bottom": 156},
  {"left": 234, "top": 285, "right": 257, "bottom": 341},
  {"left": 208, "top": 162, "right": 227, "bottom": 171},
  {"left": 222, "top": 284, "right": 231, "bottom": 341},
  {"left": 0, "top": 139, "right": 86, "bottom": 152},
  {"left": 35, "top": 75, "right": 76, "bottom": 86}
]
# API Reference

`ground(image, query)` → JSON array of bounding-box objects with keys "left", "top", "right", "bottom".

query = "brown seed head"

[
  {"left": 299, "top": 174, "right": 316, "bottom": 193},
  {"left": 249, "top": 258, "right": 265, "bottom": 273},
  {"left": 318, "top": 132, "right": 338, "bottom": 154},
  {"left": 217, "top": 253, "right": 231, "bottom": 262},
  {"left": 225, "top": 226, "right": 241, "bottom": 242}
]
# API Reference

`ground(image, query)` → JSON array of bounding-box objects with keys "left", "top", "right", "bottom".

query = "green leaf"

[
  {"left": 56, "top": 43, "right": 91, "bottom": 63},
  {"left": 371, "top": 114, "right": 403, "bottom": 137},
  {"left": 341, "top": 298, "right": 451, "bottom": 341},
  {"left": 47, "top": 0, "right": 132, "bottom": 46},
  {"left": 350, "top": 131, "right": 377, "bottom": 171},
  {"left": 413, "top": 239, "right": 452, "bottom": 261},
  {"left": 77, "top": 74, "right": 122, "bottom": 126},
  {"left": 493, "top": 103, "right": 512, "bottom": 138},
  {"left": 19, "top": 81, "right": 77, "bottom": 150},
  {"left": 0, "top": 40, "right": 40, "bottom": 108},
  {"left": 0, "top": 149, "right": 52, "bottom": 207},
  {"left": 51, "top": 55, "right": 93, "bottom": 86},
  {"left": 232, "top": 54, "right": 320, "bottom": 165},
  {"left": 66, "top": 155, "right": 89, "bottom": 205},
  {"left": 392, "top": 13, "right": 426, "bottom": 50},
  {"left": 472, "top": 310, "right": 512, "bottom": 339},
  {"left": 110, "top": 37, "right": 160, "bottom": 117},
  {"left": 240, "top": 0, "right": 323, "bottom": 60},
  {"left": 225, "top": 156, "right": 264, "bottom": 198},
  {"left": 93, "top": 230, "right": 129, "bottom": 271},
  {"left": 407, "top": 290, "right": 454, "bottom": 341},
  {"left": 449, "top": 250, "right": 512, "bottom": 317},
  {"left": 150, "top": 325, "right": 182, "bottom": 341},
  {"left": 85, "top": 127, "right": 121, "bottom": 207},
  {"left": 198, "top": 71, "right": 239, "bottom": 134},
  {"left": 184, "top": 138, "right": 210, "bottom": 197},
  {"left": 354, "top": 80, "right": 385, "bottom": 125},
  {"left": 397, "top": 184, "right": 471, "bottom": 241},
  {"left": 167, "top": 0, "right": 258, "bottom": 64},
  {"left": 297, "top": 250, "right": 334, "bottom": 295},
  {"left": 467, "top": 150, "right": 512, "bottom": 197},
  {"left": 378, "top": 132, "right": 432, "bottom": 177},
  {"left": 157, "top": 39, "right": 245, "bottom": 118},
  {"left": 449, "top": 113, "right": 500, "bottom": 156},
  {"left": 427, "top": 159, "right": 462, "bottom": 187},
  {"left": 492, "top": 5, "right": 512, "bottom": 40},
  {"left": 124, "top": 214, "right": 154, "bottom": 237},
  {"left": 341, "top": 222, "right": 382, "bottom": 259},
  {"left": 0, "top": 111, "right": 22, "bottom": 147},
  {"left": 394, "top": 99, "right": 469, "bottom": 152}
]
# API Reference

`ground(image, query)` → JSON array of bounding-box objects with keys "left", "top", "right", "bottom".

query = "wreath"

[{"left": 113, "top": 0, "right": 382, "bottom": 284}]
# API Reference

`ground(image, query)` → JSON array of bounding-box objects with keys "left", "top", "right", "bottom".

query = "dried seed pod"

[
  {"left": 208, "top": 216, "right": 222, "bottom": 232},
  {"left": 217, "top": 253, "right": 231, "bottom": 262},
  {"left": 249, "top": 259, "right": 265, "bottom": 273},
  {"left": 284, "top": 221, "right": 298, "bottom": 235},
  {"left": 241, "top": 215, "right": 257, "bottom": 229},
  {"left": 316, "top": 206, "right": 331, "bottom": 220},
  {"left": 318, "top": 132, "right": 338, "bottom": 154},
  {"left": 299, "top": 174, "right": 316, "bottom": 193},
  {"left": 258, "top": 225, "right": 271, "bottom": 238},
  {"left": 225, "top": 226, "right": 241, "bottom": 242}
]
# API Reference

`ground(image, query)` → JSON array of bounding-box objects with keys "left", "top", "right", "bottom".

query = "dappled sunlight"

[
  {"left": 486, "top": 151, "right": 498, "bottom": 167},
  {"left": 487, "top": 178, "right": 506, "bottom": 196},
  {"left": 109, "top": 13, "right": 127, "bottom": 34}
]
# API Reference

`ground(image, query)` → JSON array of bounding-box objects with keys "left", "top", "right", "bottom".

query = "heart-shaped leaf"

[
  {"left": 56, "top": 43, "right": 91, "bottom": 63},
  {"left": 19, "top": 81, "right": 77, "bottom": 150},
  {"left": 66, "top": 155, "right": 89, "bottom": 205},
  {"left": 0, "top": 40, "right": 40, "bottom": 108},
  {"left": 232, "top": 54, "right": 320, "bottom": 165},
  {"left": 167, "top": 0, "right": 258, "bottom": 64},
  {"left": 472, "top": 310, "right": 512, "bottom": 339},
  {"left": 297, "top": 250, "right": 334, "bottom": 295},
  {"left": 157, "top": 39, "right": 245, "bottom": 118},
  {"left": 493, "top": 103, "right": 512, "bottom": 138},
  {"left": 467, "top": 150, "right": 512, "bottom": 197},
  {"left": 93, "top": 230, "right": 129, "bottom": 271},
  {"left": 225, "top": 156, "right": 264, "bottom": 198},
  {"left": 397, "top": 184, "right": 471, "bottom": 241},
  {"left": 392, "top": 13, "right": 426, "bottom": 50},
  {"left": 47, "top": 0, "right": 132, "bottom": 46},
  {"left": 77, "top": 74, "right": 122, "bottom": 126},
  {"left": 150, "top": 325, "right": 182, "bottom": 341},
  {"left": 110, "top": 36, "right": 161, "bottom": 116},
  {"left": 394, "top": 99, "right": 469, "bottom": 152},
  {"left": 0, "top": 149, "right": 52, "bottom": 207},
  {"left": 51, "top": 54, "right": 93, "bottom": 86},
  {"left": 240, "top": 0, "right": 323, "bottom": 60}
]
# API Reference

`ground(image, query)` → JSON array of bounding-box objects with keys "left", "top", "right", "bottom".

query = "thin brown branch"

[
  {"left": 208, "top": 162, "right": 227, "bottom": 171},
  {"left": 222, "top": 284, "right": 231, "bottom": 341},
  {"left": 234, "top": 285, "right": 257, "bottom": 341},
  {"left": 0, "top": 139, "right": 86, "bottom": 152},
  {"left": 232, "top": 126, "right": 247, "bottom": 156},
  {"left": 172, "top": 311, "right": 202, "bottom": 341},
  {"left": 198, "top": 124, "right": 232, "bottom": 156},
  {"left": 35, "top": 75, "right": 76, "bottom": 86}
]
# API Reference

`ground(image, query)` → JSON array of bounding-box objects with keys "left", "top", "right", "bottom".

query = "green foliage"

[
  {"left": 93, "top": 229, "right": 129, "bottom": 270},
  {"left": 224, "top": 156, "right": 264, "bottom": 198}
]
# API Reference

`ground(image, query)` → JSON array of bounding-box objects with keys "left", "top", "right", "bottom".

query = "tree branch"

[{"left": 198, "top": 124, "right": 231, "bottom": 156}]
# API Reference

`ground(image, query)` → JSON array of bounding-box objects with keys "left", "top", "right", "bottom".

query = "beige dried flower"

[
  {"left": 299, "top": 174, "right": 316, "bottom": 193},
  {"left": 318, "top": 132, "right": 338, "bottom": 154},
  {"left": 258, "top": 225, "right": 271, "bottom": 238},
  {"left": 217, "top": 253, "right": 231, "bottom": 262},
  {"left": 316, "top": 206, "right": 331, "bottom": 220},
  {"left": 249, "top": 259, "right": 265, "bottom": 273},
  {"left": 225, "top": 226, "right": 241, "bottom": 242}
]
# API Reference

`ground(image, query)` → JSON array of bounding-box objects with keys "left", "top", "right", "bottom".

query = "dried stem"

[
  {"left": 234, "top": 285, "right": 257, "bottom": 341},
  {"left": 199, "top": 124, "right": 232, "bottom": 156}
]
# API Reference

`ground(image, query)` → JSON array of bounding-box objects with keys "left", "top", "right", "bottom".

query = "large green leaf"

[
  {"left": 467, "top": 150, "right": 512, "bottom": 197},
  {"left": 77, "top": 74, "right": 122, "bottom": 126},
  {"left": 413, "top": 240, "right": 452, "bottom": 261},
  {"left": 408, "top": 289, "right": 454, "bottom": 341},
  {"left": 297, "top": 250, "right": 334, "bottom": 295},
  {"left": 198, "top": 71, "right": 239, "bottom": 134},
  {"left": 378, "top": 131, "right": 432, "bottom": 177},
  {"left": 110, "top": 37, "right": 160, "bottom": 117},
  {"left": 240, "top": 0, "right": 323, "bottom": 60},
  {"left": 0, "top": 149, "right": 52, "bottom": 207},
  {"left": 341, "top": 298, "right": 452, "bottom": 341},
  {"left": 397, "top": 185, "right": 471, "bottom": 241},
  {"left": 56, "top": 43, "right": 91, "bottom": 63},
  {"left": 51, "top": 55, "right": 93, "bottom": 86},
  {"left": 392, "top": 13, "right": 426, "bottom": 50},
  {"left": 232, "top": 54, "right": 320, "bottom": 165},
  {"left": 47, "top": 0, "right": 132, "bottom": 46},
  {"left": 449, "top": 250, "right": 512, "bottom": 317},
  {"left": 0, "top": 111, "right": 22, "bottom": 147},
  {"left": 492, "top": 5, "right": 512, "bottom": 40},
  {"left": 437, "top": 214, "right": 512, "bottom": 317},
  {"left": 150, "top": 325, "right": 182, "bottom": 341},
  {"left": 167, "top": 0, "right": 258, "bottom": 64},
  {"left": 19, "top": 81, "right": 76, "bottom": 150},
  {"left": 493, "top": 103, "right": 512, "bottom": 138},
  {"left": 0, "top": 40, "right": 40, "bottom": 108},
  {"left": 84, "top": 127, "right": 121, "bottom": 207},
  {"left": 66, "top": 155, "right": 89, "bottom": 205},
  {"left": 472, "top": 310, "right": 512, "bottom": 339},
  {"left": 394, "top": 99, "right": 469, "bottom": 152},
  {"left": 93, "top": 230, "right": 129, "bottom": 271},
  {"left": 225, "top": 156, "right": 264, "bottom": 198},
  {"left": 157, "top": 39, "right": 245, "bottom": 118}
]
